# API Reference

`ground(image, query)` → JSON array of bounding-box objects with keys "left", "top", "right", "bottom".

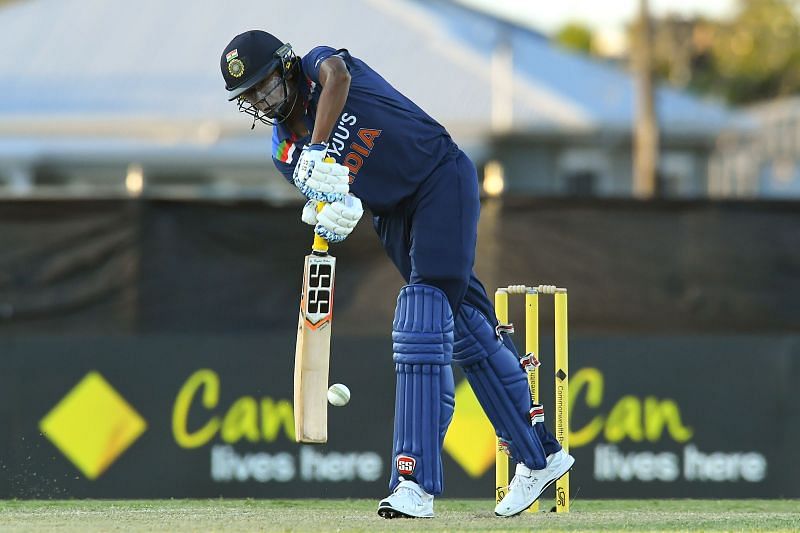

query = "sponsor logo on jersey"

[{"left": 327, "top": 113, "right": 382, "bottom": 184}]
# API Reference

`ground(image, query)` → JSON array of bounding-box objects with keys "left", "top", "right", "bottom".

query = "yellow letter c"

[
  {"left": 569, "top": 367, "right": 605, "bottom": 448},
  {"left": 172, "top": 369, "right": 221, "bottom": 448}
]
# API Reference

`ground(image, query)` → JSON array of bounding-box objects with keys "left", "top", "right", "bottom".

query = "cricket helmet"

[{"left": 221, "top": 30, "right": 296, "bottom": 100}]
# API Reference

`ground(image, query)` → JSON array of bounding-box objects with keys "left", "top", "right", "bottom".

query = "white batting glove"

[
  {"left": 314, "top": 195, "right": 364, "bottom": 243},
  {"left": 307, "top": 162, "right": 349, "bottom": 199},
  {"left": 293, "top": 143, "right": 349, "bottom": 203},
  {"left": 293, "top": 143, "right": 325, "bottom": 187},
  {"left": 301, "top": 199, "right": 320, "bottom": 225}
]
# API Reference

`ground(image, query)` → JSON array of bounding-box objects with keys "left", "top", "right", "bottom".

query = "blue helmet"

[{"left": 221, "top": 30, "right": 298, "bottom": 126}]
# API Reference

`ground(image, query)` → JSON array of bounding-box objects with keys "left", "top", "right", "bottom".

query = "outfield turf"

[{"left": 1, "top": 499, "right": 798, "bottom": 532}]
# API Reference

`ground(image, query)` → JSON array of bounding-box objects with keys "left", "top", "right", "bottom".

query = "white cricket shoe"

[
  {"left": 494, "top": 449, "right": 575, "bottom": 517},
  {"left": 377, "top": 478, "right": 434, "bottom": 519}
]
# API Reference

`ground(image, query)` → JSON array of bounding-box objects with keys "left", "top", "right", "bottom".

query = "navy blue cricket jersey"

[{"left": 272, "top": 46, "right": 457, "bottom": 214}]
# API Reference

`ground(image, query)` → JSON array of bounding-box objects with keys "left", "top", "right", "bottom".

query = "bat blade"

[{"left": 293, "top": 252, "right": 336, "bottom": 443}]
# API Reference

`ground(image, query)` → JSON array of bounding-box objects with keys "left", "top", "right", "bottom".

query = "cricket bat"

[{"left": 293, "top": 164, "right": 337, "bottom": 443}]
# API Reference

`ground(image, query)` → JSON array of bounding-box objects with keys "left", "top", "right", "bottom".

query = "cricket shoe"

[
  {"left": 494, "top": 449, "right": 575, "bottom": 517},
  {"left": 377, "top": 478, "right": 434, "bottom": 518}
]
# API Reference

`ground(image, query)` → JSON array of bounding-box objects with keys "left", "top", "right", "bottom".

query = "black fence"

[{"left": 1, "top": 199, "right": 799, "bottom": 499}]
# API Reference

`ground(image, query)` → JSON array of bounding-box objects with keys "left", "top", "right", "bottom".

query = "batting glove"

[
  {"left": 301, "top": 195, "right": 363, "bottom": 244},
  {"left": 301, "top": 199, "right": 320, "bottom": 225},
  {"left": 293, "top": 143, "right": 349, "bottom": 203}
]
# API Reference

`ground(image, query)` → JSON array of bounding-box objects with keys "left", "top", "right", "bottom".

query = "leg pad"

[
  {"left": 390, "top": 285, "right": 455, "bottom": 495},
  {"left": 453, "top": 303, "right": 550, "bottom": 469}
]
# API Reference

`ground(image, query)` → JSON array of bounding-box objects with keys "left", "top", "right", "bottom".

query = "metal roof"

[
  {"left": 0, "top": 0, "right": 735, "bottom": 135},
  {"left": 0, "top": 0, "right": 739, "bottom": 199},
  {"left": 422, "top": 0, "right": 735, "bottom": 134}
]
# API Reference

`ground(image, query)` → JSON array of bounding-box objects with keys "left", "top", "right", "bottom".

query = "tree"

[
  {"left": 710, "top": 0, "right": 800, "bottom": 104},
  {"left": 624, "top": 0, "right": 800, "bottom": 104},
  {"left": 555, "top": 22, "right": 594, "bottom": 54}
]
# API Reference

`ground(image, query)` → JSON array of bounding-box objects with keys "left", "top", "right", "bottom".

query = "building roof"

[
  {"left": 422, "top": 0, "right": 734, "bottom": 135},
  {"left": 0, "top": 0, "right": 734, "bottom": 135},
  {"left": 0, "top": 0, "right": 737, "bottom": 198}
]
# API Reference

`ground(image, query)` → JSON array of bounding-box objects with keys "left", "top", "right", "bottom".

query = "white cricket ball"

[{"left": 327, "top": 383, "right": 350, "bottom": 406}]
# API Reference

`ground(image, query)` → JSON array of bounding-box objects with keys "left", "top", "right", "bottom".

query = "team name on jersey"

[{"left": 328, "top": 113, "right": 382, "bottom": 184}]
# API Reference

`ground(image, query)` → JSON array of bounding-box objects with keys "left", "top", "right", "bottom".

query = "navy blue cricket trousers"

[{"left": 372, "top": 147, "right": 495, "bottom": 320}]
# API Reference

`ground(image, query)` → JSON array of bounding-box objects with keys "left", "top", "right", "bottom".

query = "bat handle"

[
  {"left": 311, "top": 156, "right": 336, "bottom": 254},
  {"left": 312, "top": 201, "right": 329, "bottom": 253}
]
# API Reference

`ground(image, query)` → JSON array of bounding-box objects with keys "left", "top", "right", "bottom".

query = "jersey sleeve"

[
  {"left": 271, "top": 128, "right": 296, "bottom": 185},
  {"left": 301, "top": 46, "right": 352, "bottom": 84},
  {"left": 272, "top": 157, "right": 294, "bottom": 185}
]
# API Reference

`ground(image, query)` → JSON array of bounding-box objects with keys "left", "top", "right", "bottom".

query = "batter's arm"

[{"left": 311, "top": 55, "right": 351, "bottom": 145}]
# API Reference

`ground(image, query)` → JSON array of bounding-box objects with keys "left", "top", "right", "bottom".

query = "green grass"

[{"left": 0, "top": 499, "right": 798, "bottom": 532}]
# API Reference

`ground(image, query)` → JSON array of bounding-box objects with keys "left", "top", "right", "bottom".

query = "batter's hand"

[
  {"left": 301, "top": 195, "right": 363, "bottom": 243},
  {"left": 301, "top": 199, "right": 321, "bottom": 226},
  {"left": 293, "top": 143, "right": 349, "bottom": 202}
]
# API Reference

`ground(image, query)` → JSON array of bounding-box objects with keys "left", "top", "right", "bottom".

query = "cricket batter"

[{"left": 220, "top": 30, "right": 574, "bottom": 518}]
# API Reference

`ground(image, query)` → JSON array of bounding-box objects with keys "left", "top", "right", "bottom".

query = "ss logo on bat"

[{"left": 307, "top": 264, "right": 332, "bottom": 314}]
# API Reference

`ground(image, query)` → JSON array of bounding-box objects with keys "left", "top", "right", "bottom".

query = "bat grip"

[
  {"left": 311, "top": 155, "right": 336, "bottom": 254},
  {"left": 312, "top": 202, "right": 329, "bottom": 253}
]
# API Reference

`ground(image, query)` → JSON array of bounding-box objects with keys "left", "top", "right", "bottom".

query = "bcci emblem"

[{"left": 228, "top": 58, "right": 245, "bottom": 78}]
